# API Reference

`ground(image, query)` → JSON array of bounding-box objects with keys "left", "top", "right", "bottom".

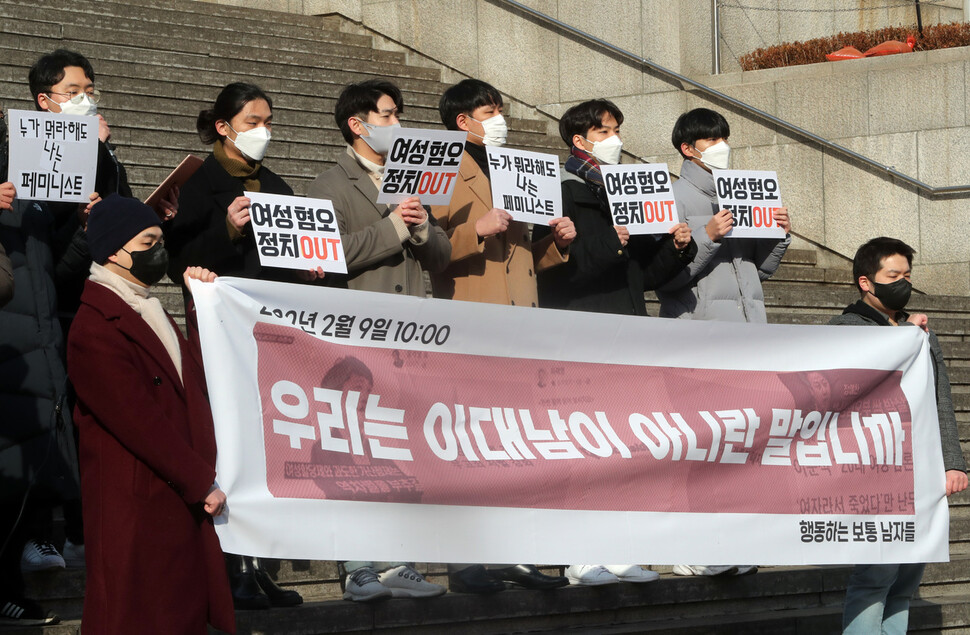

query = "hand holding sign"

[
  {"left": 228, "top": 195, "right": 252, "bottom": 231},
  {"left": 80, "top": 192, "right": 101, "bottom": 229},
  {"left": 0, "top": 181, "right": 14, "bottom": 211},
  {"left": 706, "top": 209, "right": 734, "bottom": 242},
  {"left": 392, "top": 196, "right": 426, "bottom": 226},
  {"left": 614, "top": 225, "right": 630, "bottom": 247},
  {"left": 549, "top": 216, "right": 576, "bottom": 249},
  {"left": 773, "top": 206, "right": 791, "bottom": 234},
  {"left": 476, "top": 208, "right": 511, "bottom": 238},
  {"left": 669, "top": 223, "right": 692, "bottom": 250}
]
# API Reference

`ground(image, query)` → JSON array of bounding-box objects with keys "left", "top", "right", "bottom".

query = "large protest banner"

[
  {"left": 192, "top": 278, "right": 951, "bottom": 566},
  {"left": 7, "top": 109, "right": 98, "bottom": 203}
]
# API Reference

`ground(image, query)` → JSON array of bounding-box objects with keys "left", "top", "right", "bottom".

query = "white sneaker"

[
  {"left": 378, "top": 565, "right": 446, "bottom": 598},
  {"left": 565, "top": 565, "right": 620, "bottom": 586},
  {"left": 62, "top": 540, "right": 85, "bottom": 569},
  {"left": 605, "top": 565, "right": 660, "bottom": 583},
  {"left": 343, "top": 567, "right": 393, "bottom": 602},
  {"left": 20, "top": 540, "right": 65, "bottom": 572},
  {"left": 734, "top": 565, "right": 758, "bottom": 576},
  {"left": 672, "top": 564, "right": 738, "bottom": 576}
]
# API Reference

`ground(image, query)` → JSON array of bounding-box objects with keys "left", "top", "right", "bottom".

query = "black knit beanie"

[{"left": 87, "top": 194, "right": 161, "bottom": 264}]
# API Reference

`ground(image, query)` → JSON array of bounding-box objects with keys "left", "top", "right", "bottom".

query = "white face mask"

[
  {"left": 356, "top": 118, "right": 400, "bottom": 156},
  {"left": 225, "top": 123, "right": 271, "bottom": 162},
  {"left": 585, "top": 134, "right": 623, "bottom": 165},
  {"left": 696, "top": 140, "right": 731, "bottom": 170},
  {"left": 469, "top": 113, "right": 508, "bottom": 147},
  {"left": 53, "top": 93, "right": 97, "bottom": 118}
]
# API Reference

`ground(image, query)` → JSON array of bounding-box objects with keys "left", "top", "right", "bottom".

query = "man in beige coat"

[
  {"left": 430, "top": 79, "right": 575, "bottom": 307},
  {"left": 429, "top": 79, "right": 573, "bottom": 595},
  {"left": 308, "top": 79, "right": 450, "bottom": 297}
]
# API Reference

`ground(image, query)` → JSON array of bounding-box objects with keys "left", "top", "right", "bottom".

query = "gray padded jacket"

[{"left": 656, "top": 160, "right": 790, "bottom": 322}]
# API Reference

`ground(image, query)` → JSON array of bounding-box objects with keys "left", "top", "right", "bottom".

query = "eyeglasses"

[{"left": 46, "top": 89, "right": 102, "bottom": 105}]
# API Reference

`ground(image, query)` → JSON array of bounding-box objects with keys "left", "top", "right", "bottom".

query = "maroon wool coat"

[{"left": 67, "top": 280, "right": 235, "bottom": 634}]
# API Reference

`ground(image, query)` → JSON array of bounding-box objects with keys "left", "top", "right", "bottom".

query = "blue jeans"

[{"left": 842, "top": 563, "right": 925, "bottom": 634}]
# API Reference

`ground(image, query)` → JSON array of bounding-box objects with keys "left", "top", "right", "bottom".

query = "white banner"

[
  {"left": 377, "top": 129, "right": 466, "bottom": 206},
  {"left": 192, "top": 278, "right": 950, "bottom": 566},
  {"left": 7, "top": 109, "right": 98, "bottom": 203},
  {"left": 713, "top": 169, "right": 787, "bottom": 239},
  {"left": 486, "top": 146, "right": 562, "bottom": 224},
  {"left": 246, "top": 191, "right": 347, "bottom": 274},
  {"left": 601, "top": 163, "right": 679, "bottom": 235}
]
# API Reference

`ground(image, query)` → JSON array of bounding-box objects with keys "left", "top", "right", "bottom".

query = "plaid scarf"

[{"left": 564, "top": 145, "right": 607, "bottom": 206}]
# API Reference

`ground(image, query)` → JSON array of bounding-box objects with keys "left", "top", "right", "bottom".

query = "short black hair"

[
  {"left": 852, "top": 237, "right": 915, "bottom": 294},
  {"left": 196, "top": 82, "right": 273, "bottom": 145},
  {"left": 28, "top": 49, "right": 96, "bottom": 110},
  {"left": 558, "top": 99, "right": 624, "bottom": 147},
  {"left": 438, "top": 79, "right": 503, "bottom": 130},
  {"left": 334, "top": 79, "right": 404, "bottom": 145},
  {"left": 671, "top": 108, "right": 730, "bottom": 158}
]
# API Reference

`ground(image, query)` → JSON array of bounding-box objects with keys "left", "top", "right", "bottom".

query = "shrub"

[{"left": 738, "top": 22, "right": 970, "bottom": 71}]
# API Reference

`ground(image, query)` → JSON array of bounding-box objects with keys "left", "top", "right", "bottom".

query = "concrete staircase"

[{"left": 2, "top": 0, "right": 968, "bottom": 632}]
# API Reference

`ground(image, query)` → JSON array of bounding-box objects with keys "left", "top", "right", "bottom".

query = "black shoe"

[
  {"left": 252, "top": 558, "right": 304, "bottom": 607},
  {"left": 448, "top": 564, "right": 506, "bottom": 594},
  {"left": 0, "top": 597, "right": 59, "bottom": 625},
  {"left": 226, "top": 554, "right": 271, "bottom": 610},
  {"left": 491, "top": 564, "right": 569, "bottom": 590}
]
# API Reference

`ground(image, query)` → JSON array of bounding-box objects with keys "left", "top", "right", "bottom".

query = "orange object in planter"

[
  {"left": 864, "top": 35, "right": 916, "bottom": 57},
  {"left": 826, "top": 46, "right": 865, "bottom": 61}
]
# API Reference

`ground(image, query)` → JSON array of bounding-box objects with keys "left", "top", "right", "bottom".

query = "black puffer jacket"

[{"left": 0, "top": 198, "right": 80, "bottom": 502}]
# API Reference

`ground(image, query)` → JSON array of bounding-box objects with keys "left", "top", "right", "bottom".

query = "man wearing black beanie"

[{"left": 66, "top": 194, "right": 235, "bottom": 634}]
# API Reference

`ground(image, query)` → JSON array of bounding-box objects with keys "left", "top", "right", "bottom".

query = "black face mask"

[
  {"left": 121, "top": 242, "right": 169, "bottom": 286},
  {"left": 870, "top": 277, "right": 912, "bottom": 312}
]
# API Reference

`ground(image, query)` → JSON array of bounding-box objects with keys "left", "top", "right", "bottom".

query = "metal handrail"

[{"left": 493, "top": 0, "right": 970, "bottom": 197}]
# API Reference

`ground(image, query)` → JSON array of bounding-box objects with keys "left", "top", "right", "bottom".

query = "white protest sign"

[
  {"left": 486, "top": 146, "right": 562, "bottom": 224},
  {"left": 376, "top": 128, "right": 466, "bottom": 206},
  {"left": 601, "top": 163, "right": 679, "bottom": 235},
  {"left": 246, "top": 191, "right": 347, "bottom": 274},
  {"left": 7, "top": 109, "right": 98, "bottom": 203},
  {"left": 713, "top": 169, "right": 787, "bottom": 239}
]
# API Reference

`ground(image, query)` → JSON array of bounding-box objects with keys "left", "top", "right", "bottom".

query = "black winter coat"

[
  {"left": 0, "top": 199, "right": 80, "bottom": 503},
  {"left": 536, "top": 176, "right": 697, "bottom": 316},
  {"left": 165, "top": 153, "right": 293, "bottom": 296}
]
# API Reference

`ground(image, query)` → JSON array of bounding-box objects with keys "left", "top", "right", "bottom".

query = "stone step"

[
  {"left": 779, "top": 248, "right": 818, "bottom": 266},
  {"left": 770, "top": 263, "right": 853, "bottom": 285},
  {"left": 22, "top": 549, "right": 969, "bottom": 625},
  {"left": 0, "top": 0, "right": 376, "bottom": 49},
  {"left": 0, "top": 1, "right": 397, "bottom": 64},
  {"left": 14, "top": 591, "right": 968, "bottom": 635},
  {"left": 561, "top": 593, "right": 970, "bottom": 634},
  {"left": 0, "top": 38, "right": 446, "bottom": 96}
]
